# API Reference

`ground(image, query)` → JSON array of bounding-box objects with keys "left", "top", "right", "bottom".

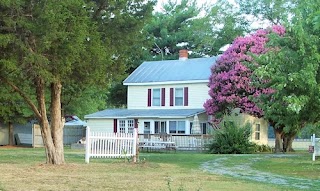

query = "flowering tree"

[{"left": 204, "top": 26, "right": 285, "bottom": 123}]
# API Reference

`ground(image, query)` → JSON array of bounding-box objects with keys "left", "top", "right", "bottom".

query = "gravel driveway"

[{"left": 200, "top": 154, "right": 320, "bottom": 190}]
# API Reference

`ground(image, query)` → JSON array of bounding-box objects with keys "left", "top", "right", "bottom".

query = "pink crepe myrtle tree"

[{"left": 204, "top": 25, "right": 285, "bottom": 124}]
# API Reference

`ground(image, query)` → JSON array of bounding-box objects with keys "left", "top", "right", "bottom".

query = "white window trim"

[
  {"left": 169, "top": 120, "right": 186, "bottom": 134},
  {"left": 118, "top": 119, "right": 134, "bottom": 133},
  {"left": 174, "top": 88, "right": 184, "bottom": 106},
  {"left": 152, "top": 88, "right": 161, "bottom": 106},
  {"left": 255, "top": 124, "right": 261, "bottom": 140}
]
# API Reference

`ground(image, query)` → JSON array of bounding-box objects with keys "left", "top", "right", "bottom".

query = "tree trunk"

[
  {"left": 274, "top": 127, "right": 283, "bottom": 153},
  {"left": 49, "top": 81, "right": 64, "bottom": 164},
  {"left": 36, "top": 78, "right": 64, "bottom": 164},
  {"left": 286, "top": 135, "right": 295, "bottom": 152},
  {"left": 8, "top": 122, "right": 14, "bottom": 145},
  {"left": 2, "top": 75, "right": 65, "bottom": 164},
  {"left": 282, "top": 134, "right": 288, "bottom": 153},
  {"left": 282, "top": 132, "right": 296, "bottom": 152}
]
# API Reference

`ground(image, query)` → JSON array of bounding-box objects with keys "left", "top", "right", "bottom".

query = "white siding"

[
  {"left": 127, "top": 85, "right": 148, "bottom": 109},
  {"left": 86, "top": 119, "right": 114, "bottom": 132},
  {"left": 127, "top": 82, "right": 210, "bottom": 109}
]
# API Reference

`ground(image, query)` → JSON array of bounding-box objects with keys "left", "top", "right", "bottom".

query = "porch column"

[{"left": 134, "top": 118, "right": 139, "bottom": 163}]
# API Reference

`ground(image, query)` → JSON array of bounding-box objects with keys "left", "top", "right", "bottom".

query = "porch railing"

[{"left": 138, "top": 134, "right": 212, "bottom": 151}]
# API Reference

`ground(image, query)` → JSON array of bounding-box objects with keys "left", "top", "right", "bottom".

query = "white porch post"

[
  {"left": 133, "top": 119, "right": 139, "bottom": 163},
  {"left": 85, "top": 126, "right": 91, "bottom": 164}
]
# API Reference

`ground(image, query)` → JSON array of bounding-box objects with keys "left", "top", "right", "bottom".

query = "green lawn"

[{"left": 0, "top": 146, "right": 319, "bottom": 191}]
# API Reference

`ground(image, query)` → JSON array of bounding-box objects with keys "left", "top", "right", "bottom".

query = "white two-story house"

[
  {"left": 85, "top": 50, "right": 216, "bottom": 135},
  {"left": 84, "top": 50, "right": 268, "bottom": 144}
]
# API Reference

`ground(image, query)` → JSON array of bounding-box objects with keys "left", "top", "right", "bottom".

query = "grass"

[
  {"left": 0, "top": 146, "right": 319, "bottom": 191},
  {"left": 251, "top": 154, "right": 320, "bottom": 179}
]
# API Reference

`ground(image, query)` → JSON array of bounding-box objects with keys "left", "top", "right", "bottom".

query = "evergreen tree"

[{"left": 0, "top": 0, "right": 154, "bottom": 164}]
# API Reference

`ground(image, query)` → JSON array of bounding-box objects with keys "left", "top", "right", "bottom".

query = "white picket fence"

[
  {"left": 85, "top": 127, "right": 137, "bottom": 163},
  {"left": 311, "top": 134, "right": 320, "bottom": 161}
]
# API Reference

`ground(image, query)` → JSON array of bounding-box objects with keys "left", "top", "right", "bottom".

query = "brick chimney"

[{"left": 179, "top": 49, "right": 188, "bottom": 60}]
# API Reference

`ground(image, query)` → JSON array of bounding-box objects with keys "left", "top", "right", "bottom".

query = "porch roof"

[{"left": 84, "top": 109, "right": 206, "bottom": 119}]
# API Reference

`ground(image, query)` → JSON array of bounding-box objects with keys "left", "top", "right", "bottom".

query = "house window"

[
  {"left": 118, "top": 119, "right": 134, "bottom": 133},
  {"left": 119, "top": 120, "right": 126, "bottom": 133},
  {"left": 201, "top": 123, "right": 208, "bottom": 134},
  {"left": 169, "top": 121, "right": 185, "bottom": 134},
  {"left": 144, "top": 122, "right": 151, "bottom": 134},
  {"left": 128, "top": 119, "right": 134, "bottom": 133},
  {"left": 155, "top": 121, "right": 166, "bottom": 134},
  {"left": 190, "top": 122, "right": 208, "bottom": 134},
  {"left": 255, "top": 124, "right": 261, "bottom": 140},
  {"left": 175, "top": 88, "right": 183, "bottom": 106},
  {"left": 153, "top": 88, "right": 161, "bottom": 106}
]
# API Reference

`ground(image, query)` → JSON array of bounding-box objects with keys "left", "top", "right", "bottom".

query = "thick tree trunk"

[
  {"left": 49, "top": 82, "right": 64, "bottom": 164},
  {"left": 36, "top": 78, "right": 64, "bottom": 164},
  {"left": 282, "top": 133, "right": 296, "bottom": 152},
  {"left": 274, "top": 127, "right": 283, "bottom": 153},
  {"left": 286, "top": 135, "right": 295, "bottom": 152},
  {"left": 2, "top": 75, "right": 65, "bottom": 164},
  {"left": 282, "top": 134, "right": 288, "bottom": 153},
  {"left": 8, "top": 122, "right": 14, "bottom": 145}
]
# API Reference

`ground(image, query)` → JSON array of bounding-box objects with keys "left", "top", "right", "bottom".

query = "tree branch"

[{"left": 0, "top": 76, "right": 41, "bottom": 119}]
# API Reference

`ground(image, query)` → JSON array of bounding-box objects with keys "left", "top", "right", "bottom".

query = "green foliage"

[
  {"left": 209, "top": 122, "right": 256, "bottom": 154},
  {"left": 0, "top": 0, "right": 155, "bottom": 123},
  {"left": 0, "top": 85, "right": 34, "bottom": 124},
  {"left": 253, "top": 144, "right": 273, "bottom": 153},
  {"left": 253, "top": 0, "right": 320, "bottom": 130},
  {"left": 144, "top": 0, "right": 248, "bottom": 60},
  {"left": 106, "top": 82, "right": 127, "bottom": 108},
  {"left": 62, "top": 87, "right": 107, "bottom": 119},
  {"left": 297, "top": 124, "right": 320, "bottom": 139},
  {"left": 235, "top": 0, "right": 296, "bottom": 26}
]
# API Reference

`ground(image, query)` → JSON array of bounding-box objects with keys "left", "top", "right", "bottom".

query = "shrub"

[
  {"left": 254, "top": 144, "right": 273, "bottom": 153},
  {"left": 209, "top": 122, "right": 256, "bottom": 154}
]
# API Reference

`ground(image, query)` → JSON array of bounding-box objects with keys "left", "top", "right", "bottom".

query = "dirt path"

[{"left": 200, "top": 154, "right": 320, "bottom": 190}]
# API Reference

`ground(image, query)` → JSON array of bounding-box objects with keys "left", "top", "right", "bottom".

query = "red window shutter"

[
  {"left": 113, "top": 119, "right": 117, "bottom": 133},
  {"left": 184, "top": 87, "right": 188, "bottom": 106},
  {"left": 134, "top": 119, "right": 138, "bottom": 129},
  {"left": 147, "top": 89, "right": 151, "bottom": 107},
  {"left": 170, "top": 88, "right": 174, "bottom": 106},
  {"left": 161, "top": 88, "right": 165, "bottom": 106}
]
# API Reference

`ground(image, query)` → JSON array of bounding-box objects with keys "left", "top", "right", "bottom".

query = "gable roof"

[
  {"left": 123, "top": 56, "right": 217, "bottom": 85},
  {"left": 84, "top": 109, "right": 205, "bottom": 119}
]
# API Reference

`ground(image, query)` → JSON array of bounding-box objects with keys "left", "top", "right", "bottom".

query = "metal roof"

[
  {"left": 84, "top": 109, "right": 206, "bottom": 119},
  {"left": 123, "top": 57, "right": 217, "bottom": 84}
]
